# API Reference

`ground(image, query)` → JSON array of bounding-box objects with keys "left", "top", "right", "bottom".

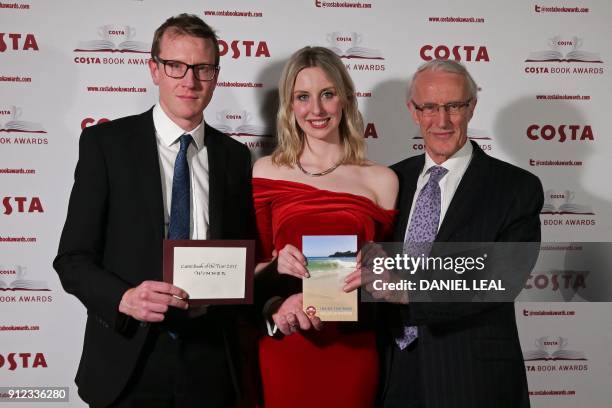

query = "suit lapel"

[
  {"left": 205, "top": 123, "right": 226, "bottom": 239},
  {"left": 127, "top": 108, "right": 165, "bottom": 239},
  {"left": 394, "top": 155, "right": 424, "bottom": 241},
  {"left": 436, "top": 141, "right": 487, "bottom": 242}
]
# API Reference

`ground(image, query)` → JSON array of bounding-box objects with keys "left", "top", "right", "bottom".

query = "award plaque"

[{"left": 163, "top": 240, "right": 254, "bottom": 305}]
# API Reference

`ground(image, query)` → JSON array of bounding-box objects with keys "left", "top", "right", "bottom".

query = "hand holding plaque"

[{"left": 163, "top": 240, "right": 254, "bottom": 305}]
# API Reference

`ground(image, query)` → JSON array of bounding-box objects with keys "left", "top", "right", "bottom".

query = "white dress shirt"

[
  {"left": 153, "top": 104, "right": 210, "bottom": 239},
  {"left": 405, "top": 140, "right": 473, "bottom": 240}
]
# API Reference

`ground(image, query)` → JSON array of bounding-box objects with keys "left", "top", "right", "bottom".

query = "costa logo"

[
  {"left": 525, "top": 35, "right": 602, "bottom": 63},
  {"left": 524, "top": 271, "right": 586, "bottom": 291},
  {"left": 0, "top": 352, "right": 47, "bottom": 370},
  {"left": 212, "top": 109, "right": 275, "bottom": 150},
  {"left": 2, "top": 196, "right": 43, "bottom": 215},
  {"left": 524, "top": 36, "right": 604, "bottom": 75},
  {"left": 0, "top": 106, "right": 46, "bottom": 134},
  {"left": 523, "top": 336, "right": 586, "bottom": 362},
  {"left": 74, "top": 25, "right": 149, "bottom": 54},
  {"left": 0, "top": 33, "right": 39, "bottom": 52},
  {"left": 364, "top": 123, "right": 378, "bottom": 139},
  {"left": 0, "top": 264, "right": 50, "bottom": 292},
  {"left": 541, "top": 189, "right": 594, "bottom": 218},
  {"left": 212, "top": 110, "right": 272, "bottom": 137},
  {"left": 326, "top": 32, "right": 384, "bottom": 60},
  {"left": 305, "top": 306, "right": 316, "bottom": 317},
  {"left": 218, "top": 40, "right": 270, "bottom": 59},
  {"left": 420, "top": 44, "right": 489, "bottom": 62},
  {"left": 526, "top": 124, "right": 593, "bottom": 142},
  {"left": 81, "top": 117, "right": 110, "bottom": 130}
]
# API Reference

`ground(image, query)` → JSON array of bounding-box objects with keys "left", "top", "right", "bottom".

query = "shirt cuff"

[{"left": 262, "top": 296, "right": 283, "bottom": 337}]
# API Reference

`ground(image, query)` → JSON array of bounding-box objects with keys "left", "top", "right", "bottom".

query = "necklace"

[{"left": 297, "top": 160, "right": 341, "bottom": 177}]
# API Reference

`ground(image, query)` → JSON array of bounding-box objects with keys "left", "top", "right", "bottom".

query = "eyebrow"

[
  {"left": 292, "top": 86, "right": 336, "bottom": 94},
  {"left": 420, "top": 100, "right": 464, "bottom": 105}
]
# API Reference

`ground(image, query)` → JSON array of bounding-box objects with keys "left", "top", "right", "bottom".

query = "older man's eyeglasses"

[
  {"left": 412, "top": 98, "right": 472, "bottom": 116},
  {"left": 154, "top": 57, "right": 219, "bottom": 81}
]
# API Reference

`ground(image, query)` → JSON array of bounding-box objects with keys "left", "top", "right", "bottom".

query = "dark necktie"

[
  {"left": 396, "top": 165, "right": 448, "bottom": 349},
  {"left": 168, "top": 134, "right": 192, "bottom": 240}
]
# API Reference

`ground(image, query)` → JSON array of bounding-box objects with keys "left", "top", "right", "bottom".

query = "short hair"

[
  {"left": 407, "top": 59, "right": 478, "bottom": 102},
  {"left": 151, "top": 13, "right": 220, "bottom": 65},
  {"left": 272, "top": 46, "right": 365, "bottom": 166}
]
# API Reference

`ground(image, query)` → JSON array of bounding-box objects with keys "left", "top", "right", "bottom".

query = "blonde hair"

[{"left": 272, "top": 46, "right": 365, "bottom": 166}]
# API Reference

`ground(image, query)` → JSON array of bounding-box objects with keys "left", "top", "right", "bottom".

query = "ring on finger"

[{"left": 286, "top": 315, "right": 299, "bottom": 330}]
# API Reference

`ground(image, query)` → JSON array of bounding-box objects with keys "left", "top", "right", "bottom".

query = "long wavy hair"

[{"left": 272, "top": 46, "right": 365, "bottom": 166}]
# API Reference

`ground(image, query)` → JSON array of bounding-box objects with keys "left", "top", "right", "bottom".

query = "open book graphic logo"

[
  {"left": 525, "top": 36, "right": 602, "bottom": 63},
  {"left": 0, "top": 264, "right": 50, "bottom": 291},
  {"left": 74, "top": 25, "right": 150, "bottom": 53},
  {"left": 542, "top": 189, "right": 594, "bottom": 215},
  {"left": 326, "top": 32, "right": 384, "bottom": 60},
  {"left": 523, "top": 336, "right": 587, "bottom": 361},
  {"left": 413, "top": 128, "right": 491, "bottom": 141},
  {"left": 0, "top": 106, "right": 46, "bottom": 134},
  {"left": 211, "top": 110, "right": 273, "bottom": 137}
]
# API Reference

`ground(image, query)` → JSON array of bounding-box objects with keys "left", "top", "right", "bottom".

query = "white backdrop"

[{"left": 1, "top": 0, "right": 611, "bottom": 406}]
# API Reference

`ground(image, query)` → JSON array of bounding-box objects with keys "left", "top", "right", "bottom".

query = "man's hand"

[
  {"left": 119, "top": 280, "right": 189, "bottom": 322},
  {"left": 343, "top": 242, "right": 386, "bottom": 293},
  {"left": 272, "top": 293, "right": 323, "bottom": 335},
  {"left": 344, "top": 243, "right": 409, "bottom": 304}
]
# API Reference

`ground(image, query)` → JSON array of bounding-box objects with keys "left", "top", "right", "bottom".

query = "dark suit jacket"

[
  {"left": 53, "top": 108, "right": 255, "bottom": 407},
  {"left": 381, "top": 141, "right": 543, "bottom": 408}
]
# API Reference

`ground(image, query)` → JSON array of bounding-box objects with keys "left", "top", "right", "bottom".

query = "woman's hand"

[{"left": 276, "top": 244, "right": 309, "bottom": 278}]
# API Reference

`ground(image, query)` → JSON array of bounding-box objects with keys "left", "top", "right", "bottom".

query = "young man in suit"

[
  {"left": 381, "top": 59, "right": 543, "bottom": 407},
  {"left": 54, "top": 14, "right": 255, "bottom": 407}
]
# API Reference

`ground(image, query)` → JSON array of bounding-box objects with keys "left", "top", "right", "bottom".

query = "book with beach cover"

[{"left": 302, "top": 235, "right": 358, "bottom": 321}]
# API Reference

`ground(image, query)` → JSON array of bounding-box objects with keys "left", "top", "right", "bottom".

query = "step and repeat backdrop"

[{"left": 2, "top": 0, "right": 611, "bottom": 406}]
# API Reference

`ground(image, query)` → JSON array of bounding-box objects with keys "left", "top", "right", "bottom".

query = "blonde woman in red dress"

[{"left": 253, "top": 46, "right": 398, "bottom": 408}]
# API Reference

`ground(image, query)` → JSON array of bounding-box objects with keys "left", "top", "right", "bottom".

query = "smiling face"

[
  {"left": 408, "top": 69, "right": 476, "bottom": 164},
  {"left": 291, "top": 66, "right": 343, "bottom": 143},
  {"left": 148, "top": 30, "right": 218, "bottom": 131}
]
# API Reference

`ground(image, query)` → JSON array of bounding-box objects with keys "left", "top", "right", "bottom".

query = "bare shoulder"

[
  {"left": 360, "top": 162, "right": 398, "bottom": 209},
  {"left": 253, "top": 155, "right": 276, "bottom": 178}
]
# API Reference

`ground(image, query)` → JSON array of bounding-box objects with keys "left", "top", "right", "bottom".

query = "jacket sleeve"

[{"left": 53, "top": 127, "right": 132, "bottom": 332}]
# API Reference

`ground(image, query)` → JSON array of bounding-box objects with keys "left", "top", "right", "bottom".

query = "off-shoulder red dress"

[{"left": 253, "top": 177, "right": 396, "bottom": 408}]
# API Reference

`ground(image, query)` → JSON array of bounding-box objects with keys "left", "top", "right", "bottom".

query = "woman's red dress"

[{"left": 253, "top": 177, "right": 395, "bottom": 408}]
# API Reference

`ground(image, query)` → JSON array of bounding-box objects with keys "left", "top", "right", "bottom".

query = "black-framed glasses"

[
  {"left": 154, "top": 57, "right": 219, "bottom": 81},
  {"left": 412, "top": 98, "right": 472, "bottom": 116}
]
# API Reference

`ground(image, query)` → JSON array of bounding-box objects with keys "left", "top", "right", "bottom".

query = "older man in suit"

[
  {"left": 54, "top": 14, "right": 254, "bottom": 408},
  {"left": 381, "top": 59, "right": 543, "bottom": 407}
]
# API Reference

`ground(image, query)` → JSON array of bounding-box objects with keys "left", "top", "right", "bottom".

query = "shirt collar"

[
  {"left": 421, "top": 139, "right": 473, "bottom": 178},
  {"left": 153, "top": 104, "right": 205, "bottom": 149}
]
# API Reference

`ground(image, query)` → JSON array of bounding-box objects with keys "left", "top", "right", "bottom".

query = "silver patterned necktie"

[{"left": 396, "top": 165, "right": 448, "bottom": 350}]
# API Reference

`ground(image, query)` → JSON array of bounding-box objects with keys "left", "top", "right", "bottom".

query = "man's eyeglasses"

[
  {"left": 412, "top": 98, "right": 472, "bottom": 116},
  {"left": 154, "top": 57, "right": 219, "bottom": 81}
]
